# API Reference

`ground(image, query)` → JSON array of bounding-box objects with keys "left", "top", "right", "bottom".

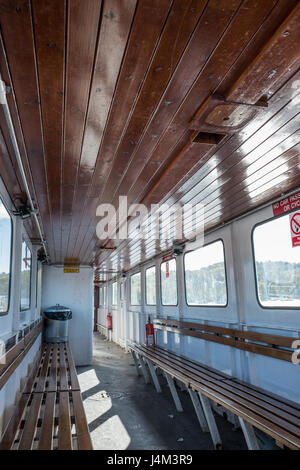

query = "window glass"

[
  {"left": 146, "top": 266, "right": 156, "bottom": 305},
  {"left": 0, "top": 198, "right": 12, "bottom": 313},
  {"left": 130, "top": 272, "right": 141, "bottom": 305},
  {"left": 112, "top": 282, "right": 117, "bottom": 305},
  {"left": 161, "top": 258, "right": 177, "bottom": 305},
  {"left": 20, "top": 240, "right": 32, "bottom": 310},
  {"left": 184, "top": 240, "right": 227, "bottom": 306},
  {"left": 253, "top": 214, "right": 300, "bottom": 307}
]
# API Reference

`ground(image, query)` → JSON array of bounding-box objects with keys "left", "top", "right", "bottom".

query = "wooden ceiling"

[{"left": 0, "top": 0, "right": 300, "bottom": 279}]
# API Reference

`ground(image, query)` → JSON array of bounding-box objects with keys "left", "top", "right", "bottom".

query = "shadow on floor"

[{"left": 76, "top": 333, "right": 247, "bottom": 451}]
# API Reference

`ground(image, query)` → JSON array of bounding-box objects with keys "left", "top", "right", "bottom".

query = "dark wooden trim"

[
  {"left": 153, "top": 318, "right": 297, "bottom": 364},
  {"left": 0, "top": 320, "right": 43, "bottom": 390}
]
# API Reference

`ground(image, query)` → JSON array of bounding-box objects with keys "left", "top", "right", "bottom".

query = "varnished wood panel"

[{"left": 0, "top": 0, "right": 300, "bottom": 273}]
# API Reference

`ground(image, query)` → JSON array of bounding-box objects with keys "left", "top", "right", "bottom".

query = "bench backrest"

[{"left": 153, "top": 318, "right": 299, "bottom": 363}]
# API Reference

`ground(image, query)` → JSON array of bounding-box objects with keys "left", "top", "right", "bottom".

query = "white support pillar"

[
  {"left": 198, "top": 392, "right": 222, "bottom": 449},
  {"left": 137, "top": 354, "right": 150, "bottom": 384},
  {"left": 30, "top": 245, "right": 39, "bottom": 322},
  {"left": 11, "top": 217, "right": 23, "bottom": 332},
  {"left": 130, "top": 350, "right": 141, "bottom": 376},
  {"left": 188, "top": 388, "right": 209, "bottom": 432},
  {"left": 146, "top": 359, "right": 162, "bottom": 393},
  {"left": 164, "top": 371, "right": 183, "bottom": 412},
  {"left": 238, "top": 417, "right": 260, "bottom": 450}
]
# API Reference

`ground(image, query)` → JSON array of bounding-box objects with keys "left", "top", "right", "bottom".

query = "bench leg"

[
  {"left": 188, "top": 389, "right": 209, "bottom": 433},
  {"left": 130, "top": 350, "right": 140, "bottom": 377},
  {"left": 238, "top": 417, "right": 260, "bottom": 450},
  {"left": 198, "top": 393, "right": 222, "bottom": 449},
  {"left": 164, "top": 372, "right": 183, "bottom": 412},
  {"left": 137, "top": 354, "right": 150, "bottom": 384},
  {"left": 145, "top": 359, "right": 162, "bottom": 393}
]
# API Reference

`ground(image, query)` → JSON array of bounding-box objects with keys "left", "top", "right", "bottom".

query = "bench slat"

[
  {"left": 145, "top": 344, "right": 300, "bottom": 420},
  {"left": 72, "top": 391, "right": 93, "bottom": 450},
  {"left": 0, "top": 342, "right": 92, "bottom": 450},
  {"left": 48, "top": 344, "right": 58, "bottom": 392},
  {"left": 59, "top": 343, "right": 69, "bottom": 391},
  {"left": 130, "top": 343, "right": 300, "bottom": 449},
  {"left": 66, "top": 343, "right": 80, "bottom": 391},
  {"left": 136, "top": 344, "right": 300, "bottom": 433},
  {"left": 58, "top": 391, "right": 72, "bottom": 450},
  {"left": 0, "top": 394, "right": 30, "bottom": 450},
  {"left": 39, "top": 392, "right": 56, "bottom": 450},
  {"left": 18, "top": 393, "right": 43, "bottom": 450}
]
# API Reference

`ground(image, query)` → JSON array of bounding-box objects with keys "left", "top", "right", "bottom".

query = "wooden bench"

[
  {"left": 0, "top": 342, "right": 92, "bottom": 450},
  {"left": 129, "top": 318, "right": 300, "bottom": 450}
]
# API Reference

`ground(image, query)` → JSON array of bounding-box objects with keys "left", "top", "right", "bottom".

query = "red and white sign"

[
  {"left": 272, "top": 192, "right": 300, "bottom": 216},
  {"left": 165, "top": 261, "right": 170, "bottom": 278},
  {"left": 289, "top": 211, "right": 300, "bottom": 247},
  {"left": 162, "top": 253, "right": 173, "bottom": 262}
]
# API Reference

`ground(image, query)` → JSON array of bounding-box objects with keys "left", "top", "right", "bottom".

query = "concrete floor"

[{"left": 76, "top": 333, "right": 247, "bottom": 450}]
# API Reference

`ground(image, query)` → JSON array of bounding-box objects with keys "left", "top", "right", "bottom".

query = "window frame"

[
  {"left": 183, "top": 238, "right": 228, "bottom": 308},
  {"left": 111, "top": 281, "right": 118, "bottom": 306},
  {"left": 145, "top": 265, "right": 156, "bottom": 306},
  {"left": 251, "top": 213, "right": 300, "bottom": 310},
  {"left": 130, "top": 272, "right": 142, "bottom": 306},
  {"left": 160, "top": 257, "right": 178, "bottom": 307},
  {"left": 0, "top": 197, "right": 13, "bottom": 316},
  {"left": 20, "top": 238, "right": 32, "bottom": 312},
  {"left": 36, "top": 262, "right": 41, "bottom": 308}
]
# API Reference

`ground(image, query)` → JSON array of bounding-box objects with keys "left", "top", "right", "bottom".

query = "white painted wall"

[
  {"left": 42, "top": 266, "right": 93, "bottom": 366},
  {"left": 100, "top": 204, "right": 300, "bottom": 405}
]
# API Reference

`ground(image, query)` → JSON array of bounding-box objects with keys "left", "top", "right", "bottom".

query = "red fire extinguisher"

[
  {"left": 145, "top": 315, "right": 155, "bottom": 346},
  {"left": 107, "top": 313, "right": 112, "bottom": 330}
]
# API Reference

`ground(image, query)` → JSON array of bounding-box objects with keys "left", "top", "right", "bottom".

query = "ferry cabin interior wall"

[{"left": 97, "top": 203, "right": 300, "bottom": 405}]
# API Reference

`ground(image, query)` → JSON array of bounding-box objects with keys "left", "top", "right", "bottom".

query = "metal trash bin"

[{"left": 44, "top": 304, "right": 72, "bottom": 343}]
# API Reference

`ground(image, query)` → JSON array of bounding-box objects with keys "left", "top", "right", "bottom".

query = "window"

[
  {"left": 184, "top": 240, "right": 227, "bottom": 306},
  {"left": 20, "top": 240, "right": 32, "bottom": 310},
  {"left": 146, "top": 266, "right": 156, "bottom": 305},
  {"left": 253, "top": 214, "right": 300, "bottom": 308},
  {"left": 0, "top": 198, "right": 12, "bottom": 314},
  {"left": 161, "top": 258, "right": 177, "bottom": 305},
  {"left": 130, "top": 272, "right": 141, "bottom": 305},
  {"left": 112, "top": 282, "right": 117, "bottom": 305}
]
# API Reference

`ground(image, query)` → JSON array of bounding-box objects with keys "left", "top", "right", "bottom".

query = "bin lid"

[{"left": 44, "top": 304, "right": 72, "bottom": 320}]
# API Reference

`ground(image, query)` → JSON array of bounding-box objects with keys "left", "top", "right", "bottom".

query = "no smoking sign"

[{"left": 289, "top": 211, "right": 300, "bottom": 247}]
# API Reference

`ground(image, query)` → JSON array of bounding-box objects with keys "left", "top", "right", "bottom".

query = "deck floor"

[{"left": 76, "top": 333, "right": 248, "bottom": 450}]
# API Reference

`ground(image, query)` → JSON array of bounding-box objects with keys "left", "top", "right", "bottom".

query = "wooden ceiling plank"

[
  {"left": 94, "top": 80, "right": 297, "bottom": 268},
  {"left": 65, "top": 0, "right": 138, "bottom": 260},
  {"left": 78, "top": 0, "right": 244, "bottom": 259},
  {"left": 61, "top": 0, "right": 103, "bottom": 260},
  {"left": 88, "top": 0, "right": 282, "bottom": 258},
  {"left": 104, "top": 0, "right": 208, "bottom": 201},
  {"left": 126, "top": 0, "right": 286, "bottom": 208},
  {"left": 0, "top": 1, "right": 55, "bottom": 256},
  {"left": 68, "top": 0, "right": 172, "bottom": 259},
  {"left": 227, "top": 2, "right": 300, "bottom": 104},
  {"left": 100, "top": 0, "right": 242, "bottom": 208},
  {"left": 0, "top": 126, "right": 23, "bottom": 198},
  {"left": 31, "top": 0, "right": 66, "bottom": 262},
  {"left": 94, "top": 0, "right": 280, "bottom": 242}
]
